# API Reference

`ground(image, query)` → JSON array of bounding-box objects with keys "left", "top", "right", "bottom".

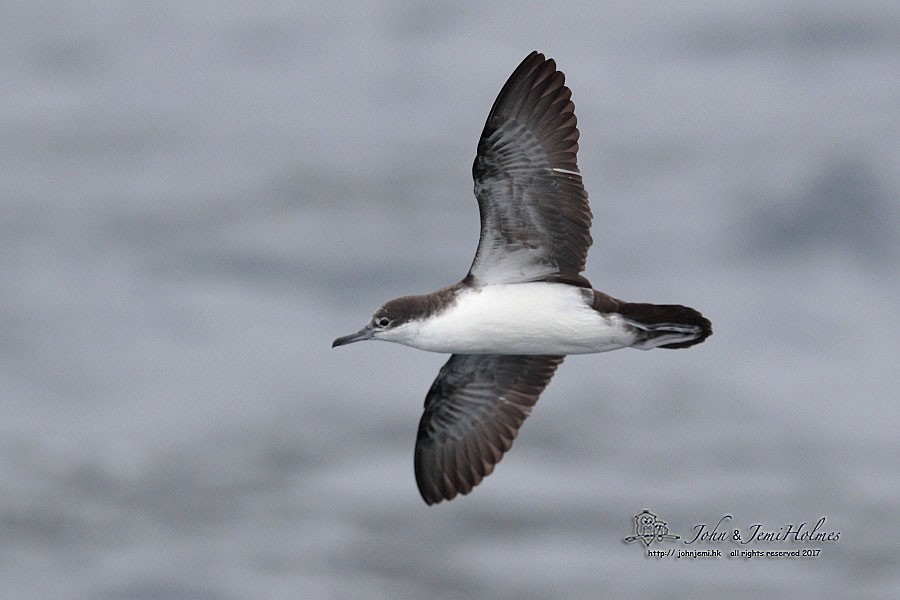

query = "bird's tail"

[{"left": 592, "top": 291, "right": 712, "bottom": 350}]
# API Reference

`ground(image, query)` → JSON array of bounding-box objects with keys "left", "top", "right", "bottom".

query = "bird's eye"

[{"left": 376, "top": 317, "right": 391, "bottom": 328}]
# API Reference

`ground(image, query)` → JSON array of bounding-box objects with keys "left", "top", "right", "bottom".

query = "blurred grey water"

[{"left": 2, "top": 1, "right": 900, "bottom": 598}]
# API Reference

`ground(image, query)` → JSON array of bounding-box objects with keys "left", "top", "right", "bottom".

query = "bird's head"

[{"left": 332, "top": 298, "right": 421, "bottom": 348}]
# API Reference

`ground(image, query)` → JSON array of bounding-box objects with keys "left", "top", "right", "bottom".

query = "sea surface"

[{"left": 3, "top": 1, "right": 900, "bottom": 598}]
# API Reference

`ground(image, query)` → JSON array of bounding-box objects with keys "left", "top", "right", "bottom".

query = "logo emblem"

[{"left": 624, "top": 509, "right": 680, "bottom": 546}]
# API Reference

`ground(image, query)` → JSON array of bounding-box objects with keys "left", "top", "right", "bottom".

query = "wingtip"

[{"left": 419, "top": 493, "right": 439, "bottom": 506}]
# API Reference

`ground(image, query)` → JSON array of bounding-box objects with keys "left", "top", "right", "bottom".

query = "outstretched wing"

[
  {"left": 468, "top": 51, "right": 592, "bottom": 286},
  {"left": 414, "top": 353, "right": 564, "bottom": 505}
]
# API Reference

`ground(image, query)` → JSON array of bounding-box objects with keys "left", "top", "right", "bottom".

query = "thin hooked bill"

[{"left": 332, "top": 325, "right": 373, "bottom": 347}]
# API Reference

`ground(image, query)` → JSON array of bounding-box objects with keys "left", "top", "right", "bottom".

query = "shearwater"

[{"left": 333, "top": 51, "right": 712, "bottom": 505}]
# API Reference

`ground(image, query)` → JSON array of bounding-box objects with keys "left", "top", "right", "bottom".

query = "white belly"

[{"left": 409, "top": 283, "right": 636, "bottom": 355}]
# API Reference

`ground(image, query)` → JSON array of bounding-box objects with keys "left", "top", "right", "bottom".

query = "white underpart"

[{"left": 382, "top": 282, "right": 638, "bottom": 355}]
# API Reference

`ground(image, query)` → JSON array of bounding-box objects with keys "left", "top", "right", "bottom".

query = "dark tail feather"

[{"left": 592, "top": 291, "right": 712, "bottom": 350}]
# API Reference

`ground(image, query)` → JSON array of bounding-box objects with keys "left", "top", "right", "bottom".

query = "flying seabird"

[{"left": 333, "top": 51, "right": 712, "bottom": 505}]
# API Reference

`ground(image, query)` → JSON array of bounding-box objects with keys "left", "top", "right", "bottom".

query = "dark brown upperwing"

[
  {"left": 469, "top": 51, "right": 592, "bottom": 287},
  {"left": 414, "top": 353, "right": 564, "bottom": 505}
]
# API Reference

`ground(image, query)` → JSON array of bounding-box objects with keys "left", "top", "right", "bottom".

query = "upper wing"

[
  {"left": 468, "top": 51, "right": 592, "bottom": 286},
  {"left": 414, "top": 353, "right": 564, "bottom": 505}
]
